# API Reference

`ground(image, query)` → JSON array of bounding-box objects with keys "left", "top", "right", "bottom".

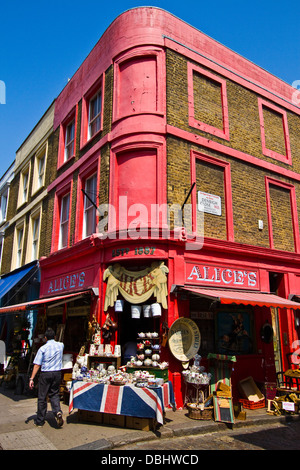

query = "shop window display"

[
  {"left": 190, "top": 294, "right": 254, "bottom": 356},
  {"left": 216, "top": 310, "right": 254, "bottom": 355}
]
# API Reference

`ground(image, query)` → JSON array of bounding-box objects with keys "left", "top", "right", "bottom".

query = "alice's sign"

[
  {"left": 186, "top": 263, "right": 259, "bottom": 290},
  {"left": 47, "top": 271, "right": 86, "bottom": 294},
  {"left": 103, "top": 261, "right": 169, "bottom": 311}
]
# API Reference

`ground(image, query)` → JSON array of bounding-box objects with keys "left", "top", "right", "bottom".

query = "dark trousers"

[{"left": 36, "top": 371, "right": 62, "bottom": 425}]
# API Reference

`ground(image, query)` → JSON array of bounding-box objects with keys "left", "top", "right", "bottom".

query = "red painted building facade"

[{"left": 35, "top": 8, "right": 300, "bottom": 406}]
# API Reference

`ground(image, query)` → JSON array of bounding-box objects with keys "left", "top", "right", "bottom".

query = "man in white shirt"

[{"left": 29, "top": 327, "right": 64, "bottom": 428}]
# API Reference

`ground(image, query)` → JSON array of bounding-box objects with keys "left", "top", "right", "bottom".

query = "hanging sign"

[
  {"left": 103, "top": 261, "right": 169, "bottom": 311},
  {"left": 168, "top": 318, "right": 201, "bottom": 362}
]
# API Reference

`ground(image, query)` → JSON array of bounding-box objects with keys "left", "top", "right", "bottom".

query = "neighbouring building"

[{"left": 0, "top": 101, "right": 55, "bottom": 355}]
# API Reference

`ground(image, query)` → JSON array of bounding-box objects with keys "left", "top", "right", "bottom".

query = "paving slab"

[{"left": 0, "top": 384, "right": 299, "bottom": 451}]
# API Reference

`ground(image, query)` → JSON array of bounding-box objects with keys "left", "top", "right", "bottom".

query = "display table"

[{"left": 69, "top": 381, "right": 175, "bottom": 426}]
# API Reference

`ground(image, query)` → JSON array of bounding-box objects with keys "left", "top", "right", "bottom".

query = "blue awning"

[{"left": 0, "top": 264, "right": 37, "bottom": 300}]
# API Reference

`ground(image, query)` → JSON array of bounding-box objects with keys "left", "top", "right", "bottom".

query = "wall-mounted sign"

[
  {"left": 47, "top": 271, "right": 86, "bottom": 294},
  {"left": 168, "top": 317, "right": 201, "bottom": 362},
  {"left": 198, "top": 191, "right": 221, "bottom": 216},
  {"left": 44, "top": 267, "right": 95, "bottom": 296},
  {"left": 186, "top": 263, "right": 259, "bottom": 290}
]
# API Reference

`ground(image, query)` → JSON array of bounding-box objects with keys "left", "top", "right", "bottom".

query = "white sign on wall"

[{"left": 198, "top": 191, "right": 221, "bottom": 216}]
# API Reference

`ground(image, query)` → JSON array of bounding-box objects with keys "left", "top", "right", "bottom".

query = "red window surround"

[
  {"left": 80, "top": 75, "right": 104, "bottom": 148},
  {"left": 113, "top": 46, "right": 165, "bottom": 122},
  {"left": 258, "top": 98, "right": 292, "bottom": 165},
  {"left": 187, "top": 62, "right": 230, "bottom": 141},
  {"left": 109, "top": 140, "right": 166, "bottom": 235},
  {"left": 190, "top": 150, "right": 234, "bottom": 241},
  {"left": 51, "top": 179, "right": 73, "bottom": 253},
  {"left": 265, "top": 176, "right": 300, "bottom": 252},
  {"left": 57, "top": 106, "right": 78, "bottom": 169}
]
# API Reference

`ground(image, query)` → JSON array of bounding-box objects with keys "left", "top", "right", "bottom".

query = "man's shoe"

[
  {"left": 55, "top": 412, "right": 64, "bottom": 427},
  {"left": 34, "top": 421, "right": 44, "bottom": 427}
]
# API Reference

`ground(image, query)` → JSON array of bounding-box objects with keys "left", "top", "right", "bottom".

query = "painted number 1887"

[{"left": 134, "top": 247, "right": 156, "bottom": 255}]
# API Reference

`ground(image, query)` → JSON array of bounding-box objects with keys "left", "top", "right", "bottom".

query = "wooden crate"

[
  {"left": 125, "top": 415, "right": 155, "bottom": 431},
  {"left": 63, "top": 372, "right": 73, "bottom": 382},
  {"left": 102, "top": 413, "right": 125, "bottom": 427},
  {"left": 77, "top": 409, "right": 103, "bottom": 424}
]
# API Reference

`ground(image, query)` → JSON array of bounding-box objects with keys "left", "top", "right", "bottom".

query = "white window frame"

[
  {"left": 59, "top": 193, "right": 70, "bottom": 249},
  {"left": 88, "top": 90, "right": 102, "bottom": 140},
  {"left": 83, "top": 173, "right": 97, "bottom": 238},
  {"left": 0, "top": 189, "right": 8, "bottom": 224},
  {"left": 26, "top": 205, "right": 42, "bottom": 263},
  {"left": 32, "top": 146, "right": 46, "bottom": 195},
  {"left": 18, "top": 164, "right": 30, "bottom": 207},
  {"left": 12, "top": 219, "right": 25, "bottom": 270},
  {"left": 64, "top": 119, "right": 75, "bottom": 161}
]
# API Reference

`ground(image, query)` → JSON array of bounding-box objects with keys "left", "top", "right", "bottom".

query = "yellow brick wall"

[
  {"left": 166, "top": 48, "right": 300, "bottom": 251},
  {"left": 269, "top": 184, "right": 295, "bottom": 251},
  {"left": 193, "top": 71, "right": 223, "bottom": 131}
]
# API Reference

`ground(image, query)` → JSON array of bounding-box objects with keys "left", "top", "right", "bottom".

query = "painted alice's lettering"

[
  {"left": 103, "top": 261, "right": 168, "bottom": 310},
  {"left": 187, "top": 264, "right": 258, "bottom": 288},
  {"left": 48, "top": 271, "right": 86, "bottom": 293}
]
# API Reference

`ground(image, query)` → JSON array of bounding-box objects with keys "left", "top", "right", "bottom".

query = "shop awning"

[
  {"left": 179, "top": 286, "right": 300, "bottom": 309},
  {"left": 0, "top": 290, "right": 93, "bottom": 314},
  {"left": 0, "top": 263, "right": 37, "bottom": 300}
]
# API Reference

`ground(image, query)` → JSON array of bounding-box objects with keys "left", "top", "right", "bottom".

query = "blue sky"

[{"left": 0, "top": 0, "right": 299, "bottom": 178}]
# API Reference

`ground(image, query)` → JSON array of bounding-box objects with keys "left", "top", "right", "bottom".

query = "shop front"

[
  {"left": 170, "top": 256, "right": 300, "bottom": 404},
  {"left": 5, "top": 236, "right": 297, "bottom": 422},
  {"left": 37, "top": 238, "right": 101, "bottom": 356}
]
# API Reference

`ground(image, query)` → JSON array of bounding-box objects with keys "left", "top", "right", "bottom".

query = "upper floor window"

[
  {"left": 187, "top": 62, "right": 230, "bottom": 141},
  {"left": 88, "top": 91, "right": 102, "bottom": 140},
  {"left": 0, "top": 190, "right": 8, "bottom": 224},
  {"left": 32, "top": 147, "right": 46, "bottom": 194},
  {"left": 83, "top": 173, "right": 97, "bottom": 238},
  {"left": 58, "top": 107, "right": 77, "bottom": 168},
  {"left": 258, "top": 98, "right": 291, "bottom": 165},
  {"left": 26, "top": 206, "right": 42, "bottom": 263},
  {"left": 32, "top": 216, "right": 40, "bottom": 260},
  {"left": 190, "top": 150, "right": 234, "bottom": 242},
  {"left": 80, "top": 77, "right": 103, "bottom": 147},
  {"left": 59, "top": 193, "right": 70, "bottom": 249},
  {"left": 113, "top": 47, "right": 165, "bottom": 122},
  {"left": 65, "top": 119, "right": 75, "bottom": 161},
  {"left": 16, "top": 227, "right": 24, "bottom": 268},
  {"left": 18, "top": 164, "right": 30, "bottom": 207},
  {"left": 12, "top": 220, "right": 25, "bottom": 270}
]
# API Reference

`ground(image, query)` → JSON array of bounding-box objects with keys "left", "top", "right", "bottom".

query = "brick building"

[
  {"left": 1, "top": 7, "right": 300, "bottom": 405},
  {"left": 0, "top": 102, "right": 55, "bottom": 353}
]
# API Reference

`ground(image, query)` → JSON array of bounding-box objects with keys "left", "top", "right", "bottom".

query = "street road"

[{"left": 116, "top": 420, "right": 300, "bottom": 450}]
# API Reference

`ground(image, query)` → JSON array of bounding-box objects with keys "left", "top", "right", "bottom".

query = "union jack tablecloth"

[{"left": 69, "top": 381, "right": 175, "bottom": 425}]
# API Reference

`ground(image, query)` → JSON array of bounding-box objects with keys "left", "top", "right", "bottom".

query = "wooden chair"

[{"left": 276, "top": 371, "right": 300, "bottom": 396}]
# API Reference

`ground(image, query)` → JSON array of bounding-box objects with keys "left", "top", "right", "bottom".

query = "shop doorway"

[
  {"left": 118, "top": 299, "right": 161, "bottom": 365},
  {"left": 269, "top": 272, "right": 284, "bottom": 373}
]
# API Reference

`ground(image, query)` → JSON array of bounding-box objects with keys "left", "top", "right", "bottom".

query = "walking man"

[{"left": 29, "top": 327, "right": 64, "bottom": 427}]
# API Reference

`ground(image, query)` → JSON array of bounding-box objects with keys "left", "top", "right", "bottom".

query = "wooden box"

[
  {"left": 77, "top": 409, "right": 103, "bottom": 424},
  {"left": 125, "top": 415, "right": 155, "bottom": 431},
  {"left": 102, "top": 413, "right": 125, "bottom": 427},
  {"left": 238, "top": 376, "right": 264, "bottom": 402}
]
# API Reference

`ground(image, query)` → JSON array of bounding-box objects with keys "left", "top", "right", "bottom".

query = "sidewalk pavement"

[{"left": 0, "top": 384, "right": 299, "bottom": 451}]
